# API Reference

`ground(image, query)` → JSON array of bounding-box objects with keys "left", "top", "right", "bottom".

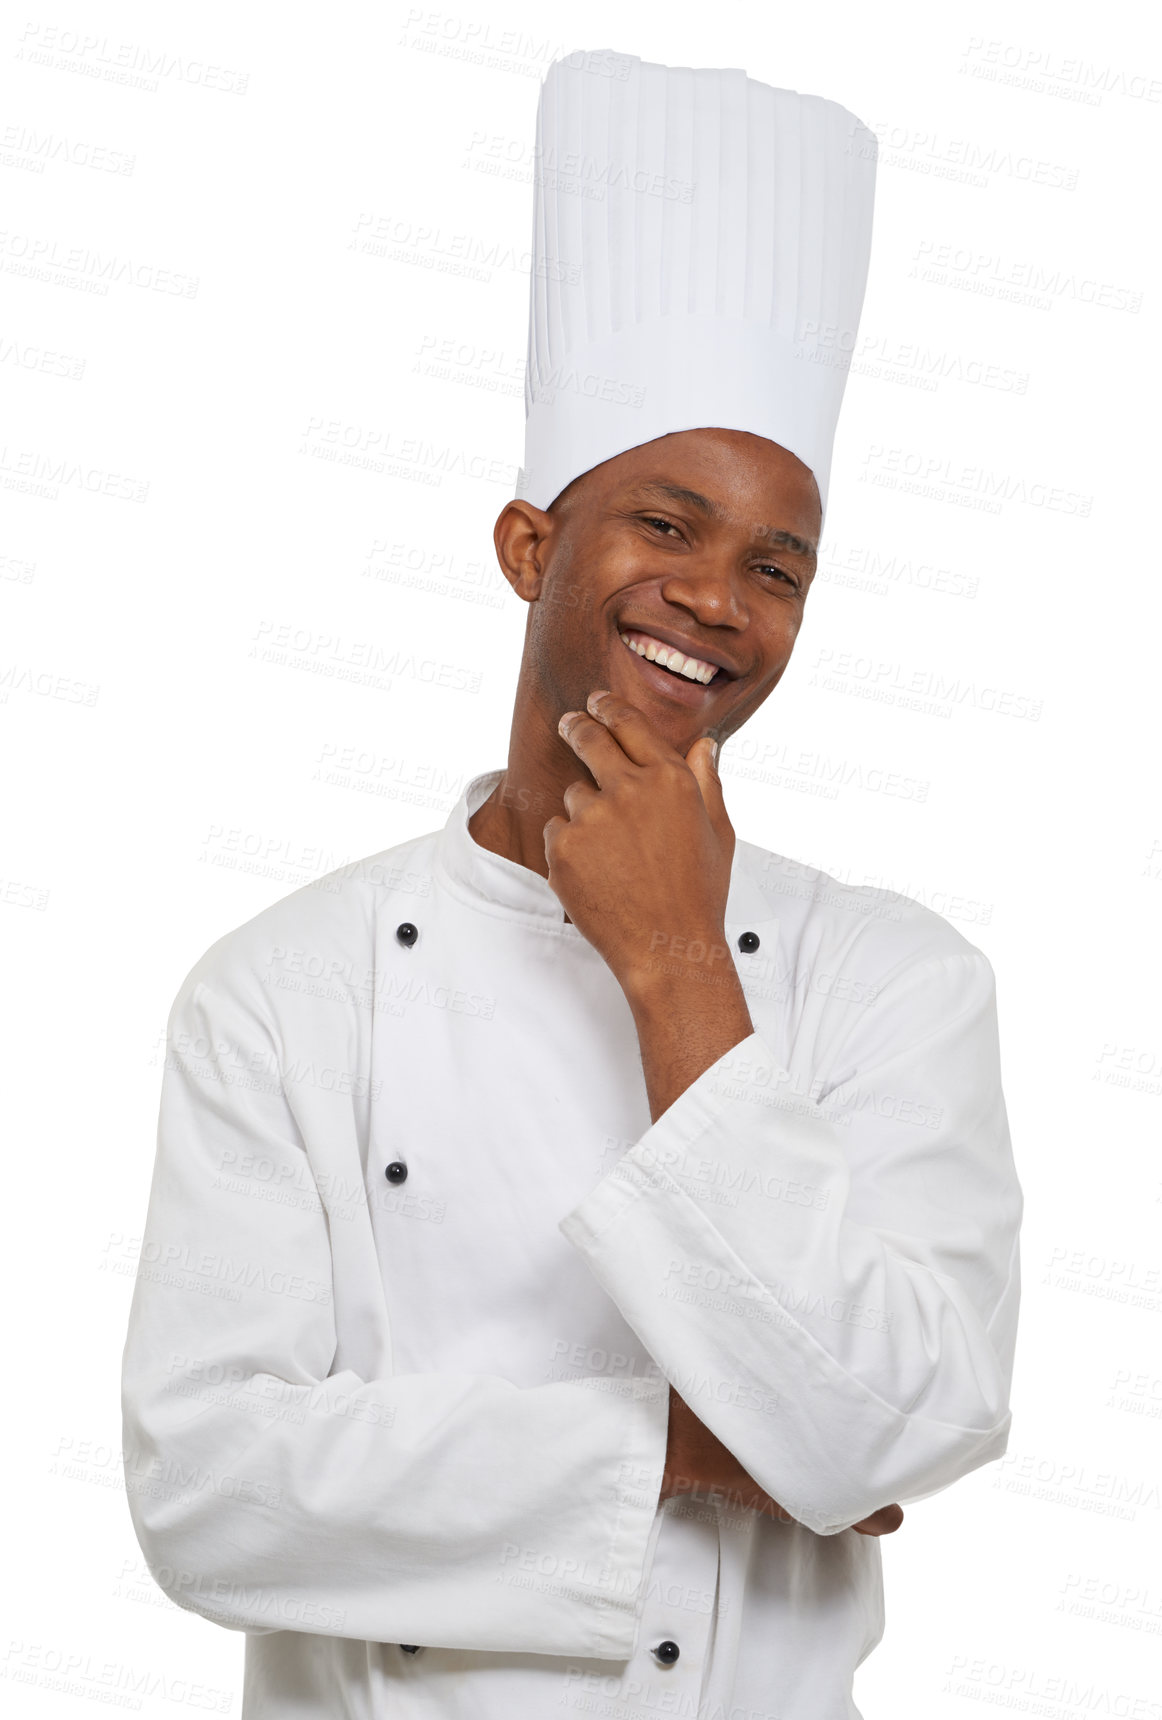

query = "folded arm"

[{"left": 561, "top": 942, "right": 1024, "bottom": 1536}]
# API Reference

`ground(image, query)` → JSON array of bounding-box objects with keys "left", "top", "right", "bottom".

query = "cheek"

[
  {"left": 750, "top": 623, "right": 797, "bottom": 672},
  {"left": 526, "top": 584, "right": 605, "bottom": 692},
  {"left": 534, "top": 575, "right": 586, "bottom": 632},
  {"left": 771, "top": 610, "right": 805, "bottom": 653},
  {"left": 724, "top": 655, "right": 792, "bottom": 727}
]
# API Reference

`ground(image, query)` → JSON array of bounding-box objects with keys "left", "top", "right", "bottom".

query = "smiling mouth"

[{"left": 618, "top": 629, "right": 725, "bottom": 686}]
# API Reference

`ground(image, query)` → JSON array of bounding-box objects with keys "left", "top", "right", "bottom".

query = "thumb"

[{"left": 686, "top": 734, "right": 726, "bottom": 816}]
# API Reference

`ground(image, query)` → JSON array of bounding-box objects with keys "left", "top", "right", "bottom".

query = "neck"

[{"left": 467, "top": 703, "right": 582, "bottom": 883}]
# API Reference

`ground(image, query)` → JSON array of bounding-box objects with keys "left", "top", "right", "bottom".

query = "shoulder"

[
  {"left": 733, "top": 835, "right": 995, "bottom": 988},
  {"left": 168, "top": 825, "right": 443, "bottom": 1021},
  {"left": 732, "top": 839, "right": 1001, "bottom": 1087}
]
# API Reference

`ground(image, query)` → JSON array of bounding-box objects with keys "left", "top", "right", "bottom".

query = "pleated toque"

[{"left": 515, "top": 47, "right": 878, "bottom": 523}]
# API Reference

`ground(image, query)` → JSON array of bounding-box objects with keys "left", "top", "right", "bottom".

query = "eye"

[
  {"left": 757, "top": 564, "right": 800, "bottom": 590},
  {"left": 641, "top": 515, "right": 801, "bottom": 589}
]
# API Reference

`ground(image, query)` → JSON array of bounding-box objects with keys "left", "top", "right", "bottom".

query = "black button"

[
  {"left": 396, "top": 922, "right": 418, "bottom": 947},
  {"left": 385, "top": 1161, "right": 408, "bottom": 1183},
  {"left": 653, "top": 1640, "right": 680, "bottom": 1665},
  {"left": 400, "top": 1644, "right": 420, "bottom": 1653},
  {"left": 738, "top": 930, "right": 760, "bottom": 953}
]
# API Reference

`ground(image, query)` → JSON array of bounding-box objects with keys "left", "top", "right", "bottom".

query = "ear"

[{"left": 493, "top": 499, "right": 554, "bottom": 602}]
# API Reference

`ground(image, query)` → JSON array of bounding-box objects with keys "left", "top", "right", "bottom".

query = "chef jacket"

[{"left": 121, "top": 765, "right": 1023, "bottom": 1720}]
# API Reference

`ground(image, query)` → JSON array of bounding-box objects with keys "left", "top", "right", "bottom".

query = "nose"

[{"left": 658, "top": 555, "right": 749, "bottom": 629}]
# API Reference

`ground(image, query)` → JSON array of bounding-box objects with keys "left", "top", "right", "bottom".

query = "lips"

[
  {"left": 619, "top": 630, "right": 717, "bottom": 685},
  {"left": 617, "top": 626, "right": 740, "bottom": 686},
  {"left": 614, "top": 631, "right": 725, "bottom": 706}
]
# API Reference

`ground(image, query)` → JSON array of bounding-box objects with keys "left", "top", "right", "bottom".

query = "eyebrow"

[{"left": 626, "top": 480, "right": 818, "bottom": 565}]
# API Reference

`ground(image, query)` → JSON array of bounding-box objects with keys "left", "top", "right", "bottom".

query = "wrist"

[{"left": 620, "top": 926, "right": 741, "bottom": 1011}]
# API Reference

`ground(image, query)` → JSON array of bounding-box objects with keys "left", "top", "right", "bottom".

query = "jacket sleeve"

[
  {"left": 120, "top": 959, "right": 669, "bottom": 1656},
  {"left": 558, "top": 945, "right": 1023, "bottom": 1536}
]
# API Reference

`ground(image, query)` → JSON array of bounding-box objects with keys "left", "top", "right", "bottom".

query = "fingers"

[
  {"left": 561, "top": 778, "right": 598, "bottom": 818},
  {"left": 573, "top": 690, "right": 677, "bottom": 768},
  {"left": 851, "top": 1504, "right": 905, "bottom": 1536},
  {"left": 557, "top": 705, "right": 634, "bottom": 788},
  {"left": 684, "top": 734, "right": 729, "bottom": 831},
  {"left": 542, "top": 782, "right": 601, "bottom": 869}
]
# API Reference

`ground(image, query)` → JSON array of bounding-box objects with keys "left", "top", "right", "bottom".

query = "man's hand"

[
  {"left": 549, "top": 689, "right": 752, "bottom": 1123},
  {"left": 662, "top": 1389, "right": 903, "bottom": 1538},
  {"left": 546, "top": 690, "right": 732, "bottom": 995}
]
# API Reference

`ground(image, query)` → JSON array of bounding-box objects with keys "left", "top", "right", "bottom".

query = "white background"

[{"left": 3, "top": 1, "right": 1159, "bottom": 1715}]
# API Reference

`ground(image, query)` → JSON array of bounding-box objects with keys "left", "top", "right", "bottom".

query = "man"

[{"left": 121, "top": 47, "right": 1023, "bottom": 1720}]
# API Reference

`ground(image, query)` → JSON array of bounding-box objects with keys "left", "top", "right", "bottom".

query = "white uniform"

[{"left": 121, "top": 767, "right": 1023, "bottom": 1720}]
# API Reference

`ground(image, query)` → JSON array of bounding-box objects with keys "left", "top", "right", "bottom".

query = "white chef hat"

[{"left": 515, "top": 47, "right": 878, "bottom": 525}]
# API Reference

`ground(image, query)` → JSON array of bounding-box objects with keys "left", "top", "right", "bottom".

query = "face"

[{"left": 493, "top": 427, "right": 821, "bottom": 756}]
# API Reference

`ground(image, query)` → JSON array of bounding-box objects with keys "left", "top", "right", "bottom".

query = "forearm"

[
  {"left": 619, "top": 947, "right": 907, "bottom": 1541},
  {"left": 623, "top": 936, "right": 754, "bottom": 1123}
]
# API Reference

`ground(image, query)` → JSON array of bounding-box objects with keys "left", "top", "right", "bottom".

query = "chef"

[{"left": 121, "top": 46, "right": 1024, "bottom": 1720}]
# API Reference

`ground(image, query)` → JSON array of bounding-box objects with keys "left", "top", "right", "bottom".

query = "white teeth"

[{"left": 619, "top": 631, "right": 719, "bottom": 686}]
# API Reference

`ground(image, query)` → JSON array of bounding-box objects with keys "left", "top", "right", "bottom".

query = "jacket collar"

[
  {"left": 435, "top": 768, "right": 777, "bottom": 940},
  {"left": 436, "top": 769, "right": 568, "bottom": 923}
]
